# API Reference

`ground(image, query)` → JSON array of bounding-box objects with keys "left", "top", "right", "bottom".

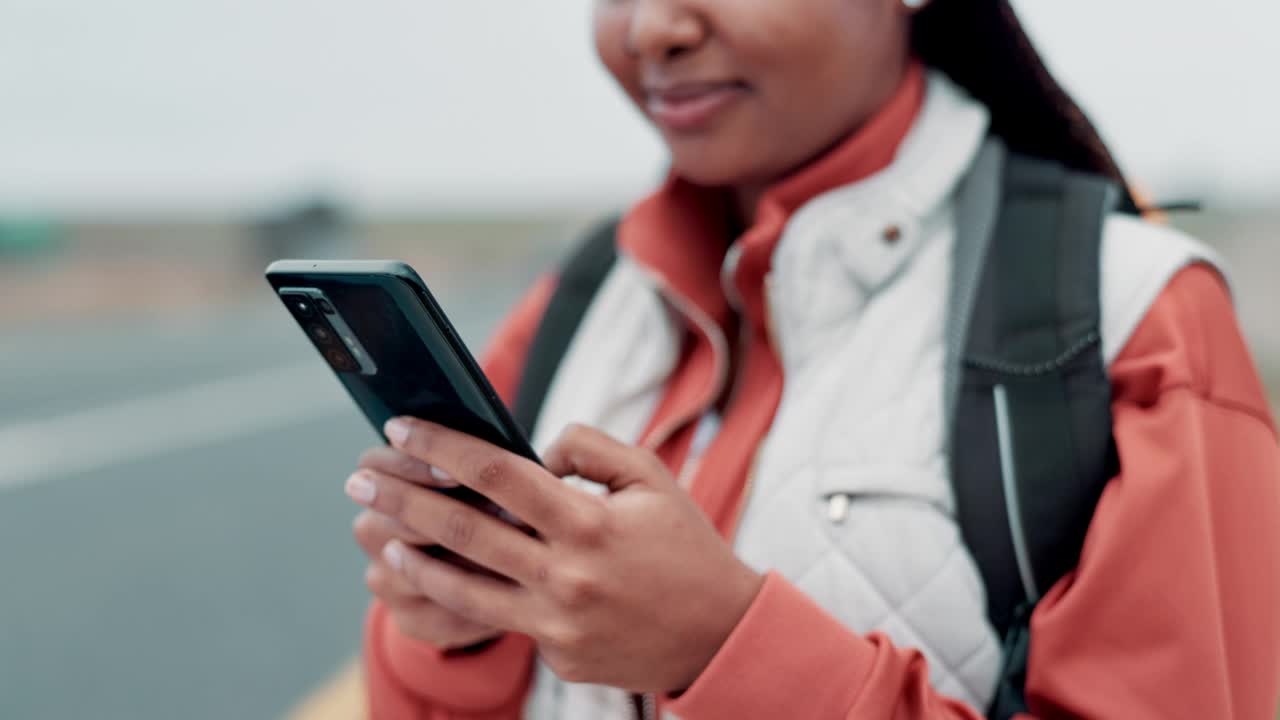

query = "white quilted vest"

[{"left": 521, "top": 71, "right": 1220, "bottom": 720}]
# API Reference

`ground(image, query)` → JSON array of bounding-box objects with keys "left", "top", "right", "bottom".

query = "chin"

[{"left": 668, "top": 145, "right": 771, "bottom": 190}]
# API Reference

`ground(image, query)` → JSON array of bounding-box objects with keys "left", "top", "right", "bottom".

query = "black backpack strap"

[
  {"left": 512, "top": 217, "right": 621, "bottom": 436},
  {"left": 945, "top": 140, "right": 1005, "bottom": 422},
  {"left": 950, "top": 150, "right": 1120, "bottom": 718}
]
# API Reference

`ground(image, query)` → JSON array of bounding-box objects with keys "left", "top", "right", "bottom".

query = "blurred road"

[{"left": 0, "top": 272, "right": 534, "bottom": 720}]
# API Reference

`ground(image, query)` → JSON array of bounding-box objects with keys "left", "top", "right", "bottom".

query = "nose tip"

[{"left": 625, "top": 3, "right": 706, "bottom": 61}]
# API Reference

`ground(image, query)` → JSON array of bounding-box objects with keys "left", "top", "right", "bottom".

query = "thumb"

[{"left": 542, "top": 424, "right": 674, "bottom": 494}]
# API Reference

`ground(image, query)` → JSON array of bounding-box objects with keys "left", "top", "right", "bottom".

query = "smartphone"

[{"left": 265, "top": 259, "right": 539, "bottom": 526}]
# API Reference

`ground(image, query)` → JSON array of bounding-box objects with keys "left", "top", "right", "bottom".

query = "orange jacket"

[
  {"left": 365, "top": 263, "right": 1280, "bottom": 720},
  {"left": 363, "top": 66, "right": 1280, "bottom": 720}
]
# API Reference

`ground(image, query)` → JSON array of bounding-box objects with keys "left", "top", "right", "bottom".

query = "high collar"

[{"left": 617, "top": 62, "right": 926, "bottom": 332}]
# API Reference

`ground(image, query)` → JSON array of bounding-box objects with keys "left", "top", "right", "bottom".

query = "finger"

[
  {"left": 349, "top": 468, "right": 550, "bottom": 586},
  {"left": 358, "top": 446, "right": 458, "bottom": 488},
  {"left": 368, "top": 563, "right": 501, "bottom": 646},
  {"left": 390, "top": 605, "right": 498, "bottom": 651},
  {"left": 383, "top": 416, "right": 584, "bottom": 537},
  {"left": 543, "top": 423, "right": 672, "bottom": 493},
  {"left": 383, "top": 539, "right": 529, "bottom": 634},
  {"left": 369, "top": 566, "right": 500, "bottom": 648},
  {"left": 352, "top": 510, "right": 434, "bottom": 560},
  {"left": 365, "top": 560, "right": 428, "bottom": 604}
]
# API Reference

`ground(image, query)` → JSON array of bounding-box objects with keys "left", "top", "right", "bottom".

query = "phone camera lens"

[
  {"left": 326, "top": 348, "right": 358, "bottom": 372},
  {"left": 315, "top": 298, "right": 336, "bottom": 315},
  {"left": 291, "top": 297, "right": 315, "bottom": 318},
  {"left": 309, "top": 324, "right": 333, "bottom": 343}
]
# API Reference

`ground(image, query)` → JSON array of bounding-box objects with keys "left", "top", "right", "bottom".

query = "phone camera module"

[
  {"left": 325, "top": 348, "right": 358, "bottom": 372},
  {"left": 309, "top": 324, "right": 334, "bottom": 343},
  {"left": 290, "top": 297, "right": 315, "bottom": 318}
]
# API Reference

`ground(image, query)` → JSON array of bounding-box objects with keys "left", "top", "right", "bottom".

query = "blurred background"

[{"left": 0, "top": 1, "right": 1276, "bottom": 718}]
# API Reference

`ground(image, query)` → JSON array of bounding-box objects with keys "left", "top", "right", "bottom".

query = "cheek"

[
  {"left": 592, "top": 7, "right": 641, "bottom": 103},
  {"left": 733, "top": 2, "right": 905, "bottom": 139},
  {"left": 738, "top": 2, "right": 888, "bottom": 95}
]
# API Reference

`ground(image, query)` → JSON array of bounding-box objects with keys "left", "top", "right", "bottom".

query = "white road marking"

[{"left": 0, "top": 364, "right": 352, "bottom": 491}]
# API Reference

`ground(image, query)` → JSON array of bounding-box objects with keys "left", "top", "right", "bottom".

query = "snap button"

[
  {"left": 881, "top": 224, "right": 903, "bottom": 244},
  {"left": 827, "top": 493, "right": 852, "bottom": 525}
]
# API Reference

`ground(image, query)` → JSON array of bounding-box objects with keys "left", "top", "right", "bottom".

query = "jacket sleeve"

[
  {"left": 667, "top": 264, "right": 1280, "bottom": 720},
  {"left": 363, "top": 275, "right": 557, "bottom": 720}
]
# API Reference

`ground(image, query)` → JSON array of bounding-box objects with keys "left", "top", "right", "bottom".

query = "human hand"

[
  {"left": 344, "top": 419, "right": 764, "bottom": 693},
  {"left": 351, "top": 446, "right": 501, "bottom": 651}
]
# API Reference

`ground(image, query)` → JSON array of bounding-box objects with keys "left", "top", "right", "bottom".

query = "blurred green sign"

[{"left": 0, "top": 218, "right": 64, "bottom": 258}]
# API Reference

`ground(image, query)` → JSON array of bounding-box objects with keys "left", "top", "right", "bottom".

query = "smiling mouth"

[{"left": 644, "top": 81, "right": 750, "bottom": 133}]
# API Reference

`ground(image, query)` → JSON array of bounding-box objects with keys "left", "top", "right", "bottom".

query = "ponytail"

[{"left": 913, "top": 0, "right": 1141, "bottom": 213}]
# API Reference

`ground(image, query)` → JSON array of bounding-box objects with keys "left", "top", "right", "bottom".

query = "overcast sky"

[{"left": 0, "top": 0, "right": 1275, "bottom": 215}]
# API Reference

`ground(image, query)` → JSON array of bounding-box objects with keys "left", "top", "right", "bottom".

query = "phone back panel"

[{"left": 266, "top": 262, "right": 537, "bottom": 464}]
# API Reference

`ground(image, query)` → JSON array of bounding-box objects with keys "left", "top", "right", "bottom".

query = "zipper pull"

[
  {"left": 633, "top": 692, "right": 657, "bottom": 720},
  {"left": 826, "top": 493, "right": 852, "bottom": 524}
]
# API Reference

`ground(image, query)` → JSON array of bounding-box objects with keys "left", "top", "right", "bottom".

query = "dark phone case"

[{"left": 265, "top": 260, "right": 539, "bottom": 542}]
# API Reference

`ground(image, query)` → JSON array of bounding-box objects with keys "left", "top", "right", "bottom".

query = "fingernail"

[
  {"left": 430, "top": 465, "right": 453, "bottom": 484},
  {"left": 345, "top": 472, "right": 377, "bottom": 504},
  {"left": 384, "top": 418, "right": 410, "bottom": 446},
  {"left": 383, "top": 540, "right": 406, "bottom": 572}
]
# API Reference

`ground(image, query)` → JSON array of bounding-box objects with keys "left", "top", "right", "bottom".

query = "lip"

[{"left": 644, "top": 81, "right": 748, "bottom": 133}]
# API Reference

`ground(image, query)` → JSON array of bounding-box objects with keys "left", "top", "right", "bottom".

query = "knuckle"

[
  {"left": 568, "top": 504, "right": 609, "bottom": 547},
  {"left": 442, "top": 509, "right": 477, "bottom": 550},
  {"left": 466, "top": 453, "right": 511, "bottom": 493},
  {"left": 552, "top": 567, "right": 602, "bottom": 610}
]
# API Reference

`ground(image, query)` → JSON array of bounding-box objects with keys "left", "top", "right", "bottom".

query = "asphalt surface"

[{"left": 0, "top": 270, "right": 535, "bottom": 720}]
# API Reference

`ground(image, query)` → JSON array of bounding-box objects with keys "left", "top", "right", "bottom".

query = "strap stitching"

[{"left": 963, "top": 330, "right": 1100, "bottom": 377}]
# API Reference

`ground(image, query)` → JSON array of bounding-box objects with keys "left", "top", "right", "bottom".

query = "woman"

[{"left": 344, "top": 0, "right": 1280, "bottom": 718}]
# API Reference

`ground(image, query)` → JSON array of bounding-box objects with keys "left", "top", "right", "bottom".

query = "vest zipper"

[
  {"left": 638, "top": 277, "right": 732, "bottom": 452},
  {"left": 630, "top": 278, "right": 729, "bottom": 720},
  {"left": 724, "top": 275, "right": 780, "bottom": 539},
  {"left": 628, "top": 269, "right": 755, "bottom": 720},
  {"left": 762, "top": 273, "right": 782, "bottom": 359},
  {"left": 631, "top": 691, "right": 657, "bottom": 720},
  {"left": 726, "top": 274, "right": 781, "bottom": 539},
  {"left": 722, "top": 444, "right": 763, "bottom": 541}
]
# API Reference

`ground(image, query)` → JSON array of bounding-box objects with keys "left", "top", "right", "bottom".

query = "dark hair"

[{"left": 913, "top": 0, "right": 1141, "bottom": 213}]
